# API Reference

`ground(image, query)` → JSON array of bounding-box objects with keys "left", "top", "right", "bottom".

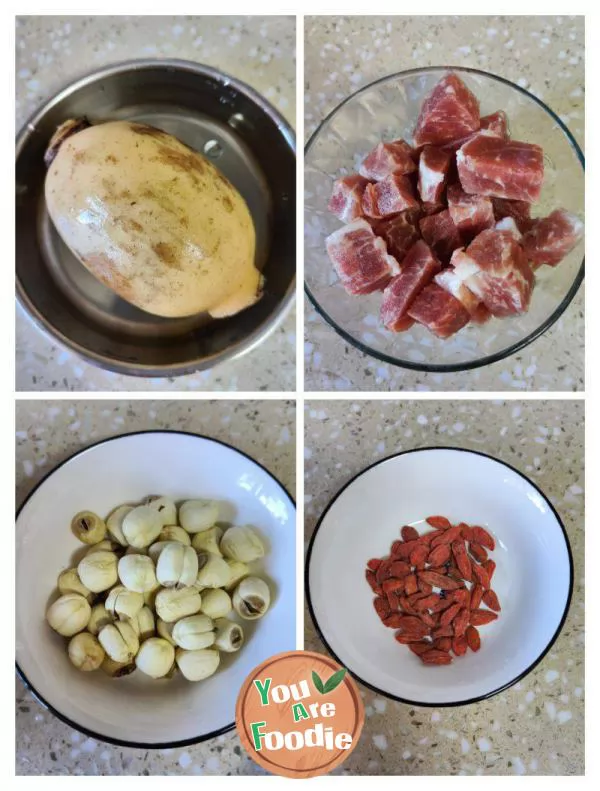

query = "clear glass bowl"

[{"left": 304, "top": 66, "right": 584, "bottom": 372}]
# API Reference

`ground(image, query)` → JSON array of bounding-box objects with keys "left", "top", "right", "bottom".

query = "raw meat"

[
  {"left": 419, "top": 209, "right": 463, "bottom": 264},
  {"left": 435, "top": 252, "right": 483, "bottom": 317},
  {"left": 380, "top": 240, "right": 442, "bottom": 331},
  {"left": 522, "top": 209, "right": 584, "bottom": 268},
  {"left": 454, "top": 229, "right": 534, "bottom": 316},
  {"left": 327, "top": 175, "right": 371, "bottom": 223},
  {"left": 494, "top": 217, "right": 522, "bottom": 240},
  {"left": 457, "top": 133, "right": 544, "bottom": 202},
  {"left": 326, "top": 218, "right": 401, "bottom": 295},
  {"left": 413, "top": 73, "right": 480, "bottom": 147},
  {"left": 418, "top": 146, "right": 452, "bottom": 204},
  {"left": 407, "top": 282, "right": 471, "bottom": 338},
  {"left": 480, "top": 110, "right": 508, "bottom": 138},
  {"left": 370, "top": 212, "right": 421, "bottom": 263},
  {"left": 362, "top": 173, "right": 419, "bottom": 218},
  {"left": 359, "top": 140, "right": 417, "bottom": 181},
  {"left": 491, "top": 197, "right": 533, "bottom": 233},
  {"left": 421, "top": 200, "right": 446, "bottom": 216},
  {"left": 447, "top": 184, "right": 495, "bottom": 236}
]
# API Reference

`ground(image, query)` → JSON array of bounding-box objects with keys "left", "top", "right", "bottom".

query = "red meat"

[
  {"left": 457, "top": 133, "right": 544, "bottom": 202},
  {"left": 326, "top": 218, "right": 401, "bottom": 295},
  {"left": 380, "top": 240, "right": 442, "bottom": 331},
  {"left": 407, "top": 282, "right": 471, "bottom": 338},
  {"left": 491, "top": 197, "right": 533, "bottom": 233},
  {"left": 447, "top": 184, "right": 495, "bottom": 237},
  {"left": 417, "top": 146, "right": 452, "bottom": 203},
  {"left": 480, "top": 110, "right": 508, "bottom": 138},
  {"left": 419, "top": 210, "right": 463, "bottom": 264},
  {"left": 370, "top": 212, "right": 421, "bottom": 264},
  {"left": 435, "top": 253, "right": 483, "bottom": 317},
  {"left": 421, "top": 201, "right": 446, "bottom": 216},
  {"left": 494, "top": 217, "right": 522, "bottom": 240},
  {"left": 413, "top": 73, "right": 480, "bottom": 147},
  {"left": 522, "top": 209, "right": 584, "bottom": 268},
  {"left": 327, "top": 174, "right": 371, "bottom": 223},
  {"left": 453, "top": 229, "right": 534, "bottom": 316},
  {"left": 359, "top": 140, "right": 417, "bottom": 181},
  {"left": 362, "top": 173, "right": 419, "bottom": 218}
]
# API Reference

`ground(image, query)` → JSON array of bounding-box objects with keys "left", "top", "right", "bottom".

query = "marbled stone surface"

[
  {"left": 16, "top": 15, "right": 296, "bottom": 392},
  {"left": 304, "top": 15, "right": 584, "bottom": 391},
  {"left": 305, "top": 399, "right": 584, "bottom": 774},
  {"left": 16, "top": 399, "right": 295, "bottom": 775}
]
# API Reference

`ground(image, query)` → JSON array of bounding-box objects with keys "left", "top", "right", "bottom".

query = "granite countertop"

[
  {"left": 304, "top": 15, "right": 584, "bottom": 392},
  {"left": 305, "top": 399, "right": 584, "bottom": 775},
  {"left": 16, "top": 399, "right": 295, "bottom": 775},
  {"left": 16, "top": 15, "right": 296, "bottom": 392}
]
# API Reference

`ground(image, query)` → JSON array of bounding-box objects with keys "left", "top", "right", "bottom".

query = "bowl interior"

[
  {"left": 307, "top": 448, "right": 571, "bottom": 705},
  {"left": 305, "top": 67, "right": 584, "bottom": 371},
  {"left": 16, "top": 432, "right": 296, "bottom": 746},
  {"left": 16, "top": 60, "right": 296, "bottom": 375}
]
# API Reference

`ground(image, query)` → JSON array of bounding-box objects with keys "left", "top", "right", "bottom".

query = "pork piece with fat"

[
  {"left": 491, "top": 197, "right": 533, "bottom": 233},
  {"left": 480, "top": 110, "right": 508, "bottom": 138},
  {"left": 447, "top": 184, "right": 495, "bottom": 237},
  {"left": 413, "top": 73, "right": 480, "bottom": 147},
  {"left": 370, "top": 211, "right": 421, "bottom": 264},
  {"left": 453, "top": 229, "right": 534, "bottom": 316},
  {"left": 417, "top": 146, "right": 452, "bottom": 204},
  {"left": 435, "top": 250, "right": 490, "bottom": 323},
  {"left": 407, "top": 282, "right": 471, "bottom": 338},
  {"left": 457, "top": 133, "right": 544, "bottom": 202},
  {"left": 326, "top": 218, "right": 401, "bottom": 295},
  {"left": 362, "top": 173, "right": 420, "bottom": 218},
  {"left": 494, "top": 216, "right": 522, "bottom": 240},
  {"left": 522, "top": 209, "right": 584, "bottom": 268},
  {"left": 327, "top": 174, "right": 371, "bottom": 223},
  {"left": 359, "top": 140, "right": 417, "bottom": 181},
  {"left": 380, "top": 240, "right": 442, "bottom": 331},
  {"left": 419, "top": 209, "right": 463, "bottom": 265}
]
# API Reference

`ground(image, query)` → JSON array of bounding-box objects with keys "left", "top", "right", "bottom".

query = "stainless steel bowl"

[{"left": 16, "top": 59, "right": 296, "bottom": 377}]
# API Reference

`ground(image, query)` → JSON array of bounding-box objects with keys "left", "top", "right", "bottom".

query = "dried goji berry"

[
  {"left": 367, "top": 558, "right": 383, "bottom": 571},
  {"left": 470, "top": 584, "right": 484, "bottom": 610},
  {"left": 482, "top": 589, "right": 501, "bottom": 612},
  {"left": 401, "top": 525, "right": 420, "bottom": 542},
  {"left": 418, "top": 579, "right": 433, "bottom": 594},
  {"left": 418, "top": 570, "right": 462, "bottom": 590},
  {"left": 465, "top": 625, "right": 481, "bottom": 652},
  {"left": 391, "top": 540, "right": 404, "bottom": 557},
  {"left": 431, "top": 525, "right": 463, "bottom": 547},
  {"left": 404, "top": 573, "right": 418, "bottom": 596},
  {"left": 398, "top": 595, "right": 417, "bottom": 615},
  {"left": 432, "top": 637, "right": 452, "bottom": 652},
  {"left": 383, "top": 613, "right": 407, "bottom": 628},
  {"left": 459, "top": 524, "right": 475, "bottom": 541},
  {"left": 450, "top": 588, "right": 471, "bottom": 608},
  {"left": 452, "top": 607, "right": 470, "bottom": 637},
  {"left": 432, "top": 624, "right": 454, "bottom": 638},
  {"left": 395, "top": 632, "right": 428, "bottom": 644},
  {"left": 452, "top": 634, "right": 468, "bottom": 656},
  {"left": 439, "top": 602, "right": 462, "bottom": 627},
  {"left": 427, "top": 544, "right": 451, "bottom": 566},
  {"left": 470, "top": 609, "right": 498, "bottom": 626},
  {"left": 426, "top": 515, "right": 452, "bottom": 530},
  {"left": 417, "top": 531, "right": 436, "bottom": 545},
  {"left": 483, "top": 559, "right": 496, "bottom": 581},
  {"left": 419, "top": 610, "right": 437, "bottom": 628},
  {"left": 409, "top": 641, "right": 433, "bottom": 656},
  {"left": 420, "top": 649, "right": 452, "bottom": 665},
  {"left": 472, "top": 525, "right": 495, "bottom": 551},
  {"left": 471, "top": 561, "right": 491, "bottom": 589},
  {"left": 410, "top": 544, "right": 429, "bottom": 569},
  {"left": 374, "top": 597, "right": 390, "bottom": 620},
  {"left": 375, "top": 560, "right": 393, "bottom": 584},
  {"left": 414, "top": 594, "right": 440, "bottom": 611},
  {"left": 428, "top": 565, "right": 450, "bottom": 575},
  {"left": 389, "top": 560, "right": 411, "bottom": 578},
  {"left": 430, "top": 597, "right": 455, "bottom": 613},
  {"left": 392, "top": 540, "right": 418, "bottom": 560},
  {"left": 451, "top": 539, "right": 473, "bottom": 581},
  {"left": 468, "top": 542, "right": 488, "bottom": 563}
]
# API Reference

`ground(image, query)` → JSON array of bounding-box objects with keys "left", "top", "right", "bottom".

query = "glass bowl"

[{"left": 304, "top": 66, "right": 584, "bottom": 372}]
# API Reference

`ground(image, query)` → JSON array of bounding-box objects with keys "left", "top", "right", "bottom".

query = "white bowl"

[
  {"left": 306, "top": 447, "right": 572, "bottom": 706},
  {"left": 16, "top": 431, "right": 296, "bottom": 747}
]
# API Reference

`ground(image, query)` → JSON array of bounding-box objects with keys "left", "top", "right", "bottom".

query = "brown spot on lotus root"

[
  {"left": 222, "top": 196, "right": 234, "bottom": 212},
  {"left": 105, "top": 154, "right": 118, "bottom": 164},
  {"left": 129, "top": 123, "right": 168, "bottom": 139},
  {"left": 152, "top": 242, "right": 180, "bottom": 268},
  {"left": 84, "top": 254, "right": 134, "bottom": 301},
  {"left": 154, "top": 144, "right": 206, "bottom": 180}
]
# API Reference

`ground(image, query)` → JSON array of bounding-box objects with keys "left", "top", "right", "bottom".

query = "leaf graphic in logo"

[
  {"left": 323, "top": 668, "right": 347, "bottom": 694},
  {"left": 311, "top": 670, "right": 325, "bottom": 694}
]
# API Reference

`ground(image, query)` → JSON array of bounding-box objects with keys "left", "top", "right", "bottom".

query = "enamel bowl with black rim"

[
  {"left": 16, "top": 431, "right": 295, "bottom": 747},
  {"left": 306, "top": 447, "right": 572, "bottom": 706}
]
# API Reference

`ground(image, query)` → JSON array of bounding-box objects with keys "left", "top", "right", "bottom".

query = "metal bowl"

[{"left": 16, "top": 59, "right": 296, "bottom": 377}]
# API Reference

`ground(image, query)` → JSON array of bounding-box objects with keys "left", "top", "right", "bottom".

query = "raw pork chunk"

[
  {"left": 359, "top": 140, "right": 417, "bottom": 181},
  {"left": 407, "top": 282, "right": 471, "bottom": 338},
  {"left": 328, "top": 175, "right": 371, "bottom": 223},
  {"left": 447, "top": 184, "right": 495, "bottom": 236},
  {"left": 419, "top": 209, "right": 463, "bottom": 264},
  {"left": 435, "top": 251, "right": 485, "bottom": 318},
  {"left": 371, "top": 212, "right": 421, "bottom": 264},
  {"left": 362, "top": 173, "right": 419, "bottom": 218},
  {"left": 326, "top": 218, "right": 401, "bottom": 295},
  {"left": 491, "top": 196, "right": 533, "bottom": 233},
  {"left": 454, "top": 229, "right": 534, "bottom": 316},
  {"left": 494, "top": 217, "right": 522, "bottom": 240},
  {"left": 413, "top": 73, "right": 480, "bottom": 147},
  {"left": 522, "top": 209, "right": 584, "bottom": 268},
  {"left": 480, "top": 111, "right": 508, "bottom": 138},
  {"left": 457, "top": 133, "right": 544, "bottom": 202},
  {"left": 380, "top": 240, "right": 442, "bottom": 331},
  {"left": 418, "top": 146, "right": 452, "bottom": 203}
]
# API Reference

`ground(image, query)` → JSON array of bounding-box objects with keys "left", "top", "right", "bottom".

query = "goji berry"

[
  {"left": 451, "top": 539, "right": 472, "bottom": 581},
  {"left": 482, "top": 589, "right": 501, "bottom": 612},
  {"left": 418, "top": 570, "right": 462, "bottom": 590},
  {"left": 432, "top": 637, "right": 452, "bottom": 651},
  {"left": 452, "top": 607, "right": 470, "bottom": 637},
  {"left": 452, "top": 634, "right": 468, "bottom": 656},
  {"left": 470, "top": 609, "right": 498, "bottom": 626},
  {"left": 401, "top": 525, "right": 420, "bottom": 542},
  {"left": 439, "top": 602, "right": 462, "bottom": 626},
  {"left": 472, "top": 525, "right": 495, "bottom": 551},
  {"left": 468, "top": 542, "right": 488, "bottom": 563},
  {"left": 431, "top": 525, "right": 463, "bottom": 547},
  {"left": 389, "top": 560, "right": 411, "bottom": 578},
  {"left": 483, "top": 559, "right": 496, "bottom": 581},
  {"left": 409, "top": 641, "right": 433, "bottom": 656},
  {"left": 427, "top": 544, "right": 451, "bottom": 566},
  {"left": 470, "top": 584, "right": 484, "bottom": 610},
  {"left": 418, "top": 579, "right": 433, "bottom": 594},
  {"left": 414, "top": 594, "right": 440, "bottom": 611},
  {"left": 374, "top": 597, "right": 390, "bottom": 620},
  {"left": 465, "top": 625, "right": 481, "bottom": 652},
  {"left": 404, "top": 573, "right": 418, "bottom": 596},
  {"left": 367, "top": 558, "right": 383, "bottom": 571},
  {"left": 460, "top": 524, "right": 475, "bottom": 541},
  {"left": 410, "top": 544, "right": 429, "bottom": 569},
  {"left": 426, "top": 516, "right": 452, "bottom": 530},
  {"left": 432, "top": 625, "right": 454, "bottom": 638},
  {"left": 471, "top": 561, "right": 491, "bottom": 589},
  {"left": 420, "top": 649, "right": 452, "bottom": 664},
  {"left": 395, "top": 632, "right": 428, "bottom": 644}
]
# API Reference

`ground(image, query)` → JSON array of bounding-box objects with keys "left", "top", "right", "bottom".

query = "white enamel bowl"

[
  {"left": 306, "top": 447, "right": 572, "bottom": 706},
  {"left": 16, "top": 431, "right": 296, "bottom": 747}
]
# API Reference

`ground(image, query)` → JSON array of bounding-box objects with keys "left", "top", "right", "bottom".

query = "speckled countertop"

[
  {"left": 304, "top": 15, "right": 584, "bottom": 391},
  {"left": 16, "top": 15, "right": 296, "bottom": 392},
  {"left": 305, "top": 400, "right": 584, "bottom": 775},
  {"left": 16, "top": 399, "right": 295, "bottom": 775}
]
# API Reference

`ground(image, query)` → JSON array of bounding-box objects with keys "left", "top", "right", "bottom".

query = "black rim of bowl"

[
  {"left": 304, "top": 65, "right": 585, "bottom": 373},
  {"left": 305, "top": 445, "right": 574, "bottom": 707},
  {"left": 16, "top": 429, "right": 296, "bottom": 749}
]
